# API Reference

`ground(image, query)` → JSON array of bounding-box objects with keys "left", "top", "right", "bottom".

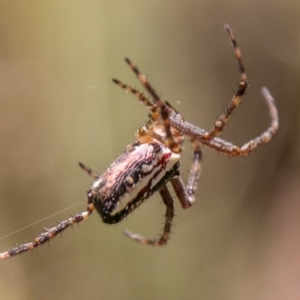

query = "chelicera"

[{"left": 0, "top": 24, "right": 278, "bottom": 259}]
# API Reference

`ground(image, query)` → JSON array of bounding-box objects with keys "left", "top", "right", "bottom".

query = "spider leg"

[
  {"left": 112, "top": 78, "right": 184, "bottom": 147},
  {"left": 0, "top": 204, "right": 95, "bottom": 260},
  {"left": 186, "top": 139, "right": 203, "bottom": 202},
  {"left": 112, "top": 78, "right": 160, "bottom": 120},
  {"left": 204, "top": 23, "right": 248, "bottom": 140},
  {"left": 124, "top": 58, "right": 181, "bottom": 153},
  {"left": 169, "top": 87, "right": 279, "bottom": 156},
  {"left": 233, "top": 87, "right": 279, "bottom": 155},
  {"left": 112, "top": 79, "right": 180, "bottom": 122},
  {"left": 78, "top": 162, "right": 99, "bottom": 179},
  {"left": 123, "top": 185, "right": 174, "bottom": 246},
  {"left": 124, "top": 58, "right": 163, "bottom": 106},
  {"left": 171, "top": 139, "right": 203, "bottom": 208}
]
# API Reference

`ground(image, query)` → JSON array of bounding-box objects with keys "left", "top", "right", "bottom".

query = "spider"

[{"left": 0, "top": 24, "right": 278, "bottom": 259}]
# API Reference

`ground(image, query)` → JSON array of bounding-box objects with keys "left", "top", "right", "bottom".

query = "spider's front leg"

[
  {"left": 169, "top": 87, "right": 279, "bottom": 156},
  {"left": 204, "top": 23, "right": 248, "bottom": 140},
  {"left": 123, "top": 58, "right": 182, "bottom": 154}
]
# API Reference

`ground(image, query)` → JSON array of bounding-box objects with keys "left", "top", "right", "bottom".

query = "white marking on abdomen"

[{"left": 110, "top": 150, "right": 180, "bottom": 216}]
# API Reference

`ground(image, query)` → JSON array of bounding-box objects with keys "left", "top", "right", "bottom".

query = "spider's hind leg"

[
  {"left": 78, "top": 162, "right": 99, "bottom": 179},
  {"left": 171, "top": 139, "right": 203, "bottom": 208},
  {"left": 0, "top": 204, "right": 95, "bottom": 260},
  {"left": 123, "top": 185, "right": 174, "bottom": 246}
]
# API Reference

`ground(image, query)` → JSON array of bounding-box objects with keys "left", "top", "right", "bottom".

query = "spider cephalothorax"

[{"left": 0, "top": 24, "right": 278, "bottom": 260}]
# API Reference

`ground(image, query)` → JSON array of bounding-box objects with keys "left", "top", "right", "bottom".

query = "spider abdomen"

[{"left": 87, "top": 142, "right": 180, "bottom": 224}]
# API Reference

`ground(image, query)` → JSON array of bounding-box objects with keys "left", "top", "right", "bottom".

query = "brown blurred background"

[{"left": 0, "top": 1, "right": 299, "bottom": 300}]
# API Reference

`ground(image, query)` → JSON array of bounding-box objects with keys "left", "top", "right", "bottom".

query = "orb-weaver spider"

[{"left": 0, "top": 24, "right": 278, "bottom": 259}]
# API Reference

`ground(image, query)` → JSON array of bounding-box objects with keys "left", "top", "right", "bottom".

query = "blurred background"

[{"left": 0, "top": 1, "right": 299, "bottom": 299}]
